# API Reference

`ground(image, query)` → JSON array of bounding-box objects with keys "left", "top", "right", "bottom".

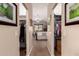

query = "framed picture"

[
  {"left": 34, "top": 24, "right": 43, "bottom": 32},
  {"left": 65, "top": 3, "right": 79, "bottom": 25},
  {"left": 0, "top": 3, "right": 17, "bottom": 26}
]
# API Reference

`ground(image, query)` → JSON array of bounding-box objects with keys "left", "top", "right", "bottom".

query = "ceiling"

[
  {"left": 19, "top": 3, "right": 62, "bottom": 22},
  {"left": 32, "top": 3, "right": 48, "bottom": 21}
]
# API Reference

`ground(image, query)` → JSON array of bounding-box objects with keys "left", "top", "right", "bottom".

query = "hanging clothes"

[{"left": 20, "top": 23, "right": 26, "bottom": 48}]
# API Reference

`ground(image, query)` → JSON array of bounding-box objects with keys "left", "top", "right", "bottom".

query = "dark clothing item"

[
  {"left": 20, "top": 24, "right": 26, "bottom": 48},
  {"left": 20, "top": 25, "right": 25, "bottom": 39}
]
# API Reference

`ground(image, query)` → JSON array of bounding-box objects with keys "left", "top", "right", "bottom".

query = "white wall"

[
  {"left": 62, "top": 4, "right": 79, "bottom": 56},
  {"left": 0, "top": 26, "right": 19, "bottom": 56},
  {"left": 54, "top": 4, "right": 62, "bottom": 15},
  {"left": 19, "top": 4, "right": 26, "bottom": 16},
  {"left": 24, "top": 3, "right": 33, "bottom": 56},
  {"left": 47, "top": 3, "right": 56, "bottom": 56},
  {"left": 0, "top": 4, "right": 19, "bottom": 56}
]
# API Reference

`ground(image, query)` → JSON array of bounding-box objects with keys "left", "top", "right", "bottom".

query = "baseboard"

[
  {"left": 47, "top": 47, "right": 51, "bottom": 56},
  {"left": 27, "top": 46, "right": 33, "bottom": 56}
]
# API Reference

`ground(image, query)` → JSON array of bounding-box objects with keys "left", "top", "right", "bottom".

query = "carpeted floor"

[{"left": 30, "top": 47, "right": 50, "bottom": 56}]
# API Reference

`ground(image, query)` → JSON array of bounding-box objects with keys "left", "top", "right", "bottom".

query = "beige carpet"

[{"left": 30, "top": 47, "right": 50, "bottom": 56}]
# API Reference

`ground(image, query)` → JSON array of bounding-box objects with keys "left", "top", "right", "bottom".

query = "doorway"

[
  {"left": 19, "top": 20, "right": 26, "bottom": 56},
  {"left": 54, "top": 4, "right": 61, "bottom": 56},
  {"left": 19, "top": 3, "right": 27, "bottom": 56}
]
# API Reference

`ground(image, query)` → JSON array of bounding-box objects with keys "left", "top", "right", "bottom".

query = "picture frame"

[
  {"left": 0, "top": 3, "right": 17, "bottom": 26},
  {"left": 34, "top": 24, "right": 43, "bottom": 32},
  {"left": 65, "top": 3, "right": 79, "bottom": 26}
]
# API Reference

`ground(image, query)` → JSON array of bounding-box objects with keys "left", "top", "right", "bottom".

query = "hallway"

[
  {"left": 0, "top": 3, "right": 78, "bottom": 56},
  {"left": 30, "top": 33, "right": 50, "bottom": 56},
  {"left": 28, "top": 3, "right": 50, "bottom": 56}
]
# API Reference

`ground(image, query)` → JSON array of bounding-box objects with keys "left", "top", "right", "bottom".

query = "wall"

[
  {"left": 24, "top": 3, "right": 33, "bottom": 56},
  {"left": 0, "top": 4, "right": 19, "bottom": 56},
  {"left": 19, "top": 3, "right": 26, "bottom": 16},
  {"left": 62, "top": 4, "right": 79, "bottom": 56},
  {"left": 47, "top": 3, "right": 56, "bottom": 56}
]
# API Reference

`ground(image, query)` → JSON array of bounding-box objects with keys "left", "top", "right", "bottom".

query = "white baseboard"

[
  {"left": 27, "top": 46, "right": 33, "bottom": 56},
  {"left": 47, "top": 47, "right": 51, "bottom": 56}
]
